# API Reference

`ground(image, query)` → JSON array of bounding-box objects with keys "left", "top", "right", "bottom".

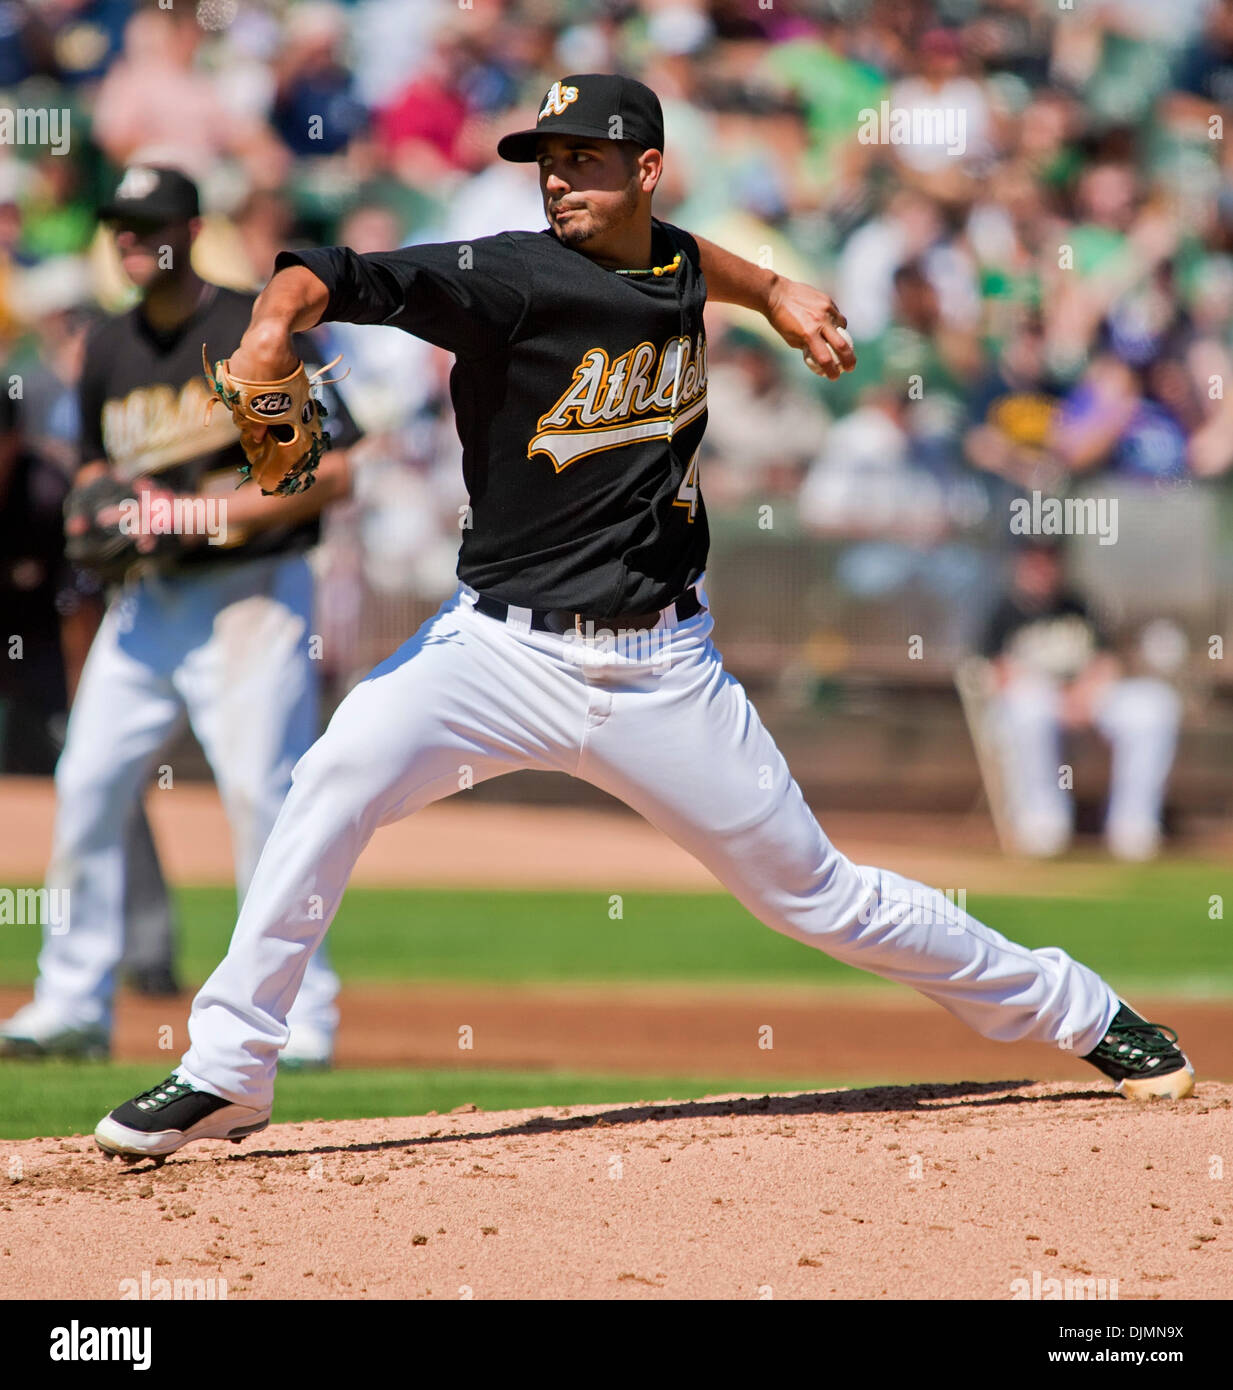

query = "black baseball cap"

[
  {"left": 100, "top": 165, "right": 200, "bottom": 225},
  {"left": 497, "top": 73, "right": 664, "bottom": 163}
]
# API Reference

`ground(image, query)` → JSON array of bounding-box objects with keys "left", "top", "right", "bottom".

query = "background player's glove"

[
  {"left": 63, "top": 474, "right": 182, "bottom": 584},
  {"left": 202, "top": 347, "right": 343, "bottom": 497}
]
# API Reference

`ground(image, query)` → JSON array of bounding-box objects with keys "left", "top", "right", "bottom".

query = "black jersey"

[
  {"left": 980, "top": 590, "right": 1110, "bottom": 679},
  {"left": 277, "top": 217, "right": 708, "bottom": 615},
  {"left": 78, "top": 284, "right": 359, "bottom": 570}
]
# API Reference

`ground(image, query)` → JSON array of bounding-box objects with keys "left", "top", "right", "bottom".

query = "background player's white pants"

[
  {"left": 119, "top": 799, "right": 175, "bottom": 977},
  {"left": 31, "top": 553, "right": 338, "bottom": 1037},
  {"left": 990, "top": 673, "right": 1181, "bottom": 858},
  {"left": 181, "top": 585, "right": 1118, "bottom": 1108}
]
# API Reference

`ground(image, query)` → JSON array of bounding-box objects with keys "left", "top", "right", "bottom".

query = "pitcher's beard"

[
  {"left": 549, "top": 181, "right": 640, "bottom": 249},
  {"left": 552, "top": 218, "right": 592, "bottom": 247},
  {"left": 550, "top": 205, "right": 604, "bottom": 247}
]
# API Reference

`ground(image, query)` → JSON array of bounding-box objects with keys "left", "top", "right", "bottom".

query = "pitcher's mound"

[{"left": 6, "top": 1080, "right": 1228, "bottom": 1299}]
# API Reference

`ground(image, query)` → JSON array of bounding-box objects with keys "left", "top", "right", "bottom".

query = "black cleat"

[
  {"left": 1083, "top": 1004, "right": 1195, "bottom": 1100},
  {"left": 0, "top": 1004, "right": 109, "bottom": 1060},
  {"left": 94, "top": 1074, "right": 270, "bottom": 1159},
  {"left": 125, "top": 965, "right": 183, "bottom": 998}
]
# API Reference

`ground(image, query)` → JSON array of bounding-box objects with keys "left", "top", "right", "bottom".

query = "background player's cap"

[
  {"left": 497, "top": 73, "right": 664, "bottom": 163},
  {"left": 100, "top": 165, "right": 200, "bottom": 225}
]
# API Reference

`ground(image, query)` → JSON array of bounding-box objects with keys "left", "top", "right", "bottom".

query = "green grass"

[
  {"left": 3, "top": 861, "right": 1227, "bottom": 1139},
  {"left": 0, "top": 864, "right": 1229, "bottom": 996},
  {"left": 0, "top": 1061, "right": 842, "bottom": 1141}
]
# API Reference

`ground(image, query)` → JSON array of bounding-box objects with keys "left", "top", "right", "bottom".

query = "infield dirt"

[
  {"left": 3, "top": 983, "right": 1231, "bottom": 1082},
  {"left": 3, "top": 1081, "right": 1228, "bottom": 1300}
]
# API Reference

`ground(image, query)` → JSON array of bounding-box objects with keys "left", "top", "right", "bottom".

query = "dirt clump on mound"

[{"left": 3, "top": 1081, "right": 1228, "bottom": 1300}]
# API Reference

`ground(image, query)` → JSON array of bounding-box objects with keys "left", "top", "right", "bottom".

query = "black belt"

[{"left": 473, "top": 587, "right": 702, "bottom": 635}]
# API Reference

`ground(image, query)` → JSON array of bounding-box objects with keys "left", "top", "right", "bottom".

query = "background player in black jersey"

[
  {"left": 1, "top": 167, "right": 360, "bottom": 1069},
  {"left": 979, "top": 537, "right": 1181, "bottom": 860},
  {"left": 92, "top": 77, "right": 1192, "bottom": 1162}
]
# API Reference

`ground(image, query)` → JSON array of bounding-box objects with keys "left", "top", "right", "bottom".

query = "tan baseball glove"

[{"left": 201, "top": 346, "right": 345, "bottom": 496}]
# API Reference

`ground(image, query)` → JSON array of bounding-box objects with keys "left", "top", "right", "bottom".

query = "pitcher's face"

[{"left": 536, "top": 137, "right": 644, "bottom": 250}]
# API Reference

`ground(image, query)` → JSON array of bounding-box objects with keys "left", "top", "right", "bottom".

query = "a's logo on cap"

[
  {"left": 538, "top": 80, "right": 579, "bottom": 121},
  {"left": 115, "top": 166, "right": 160, "bottom": 201}
]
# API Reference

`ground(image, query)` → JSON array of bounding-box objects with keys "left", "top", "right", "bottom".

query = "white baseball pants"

[
  {"left": 991, "top": 673, "right": 1182, "bottom": 858},
  {"left": 179, "top": 583, "right": 1119, "bottom": 1108},
  {"left": 31, "top": 553, "right": 339, "bottom": 1038}
]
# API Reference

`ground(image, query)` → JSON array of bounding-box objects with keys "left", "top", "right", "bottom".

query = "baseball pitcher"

[{"left": 91, "top": 78, "right": 1193, "bottom": 1162}]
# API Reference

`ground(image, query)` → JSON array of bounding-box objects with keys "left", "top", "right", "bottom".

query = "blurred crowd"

[{"left": 2, "top": 0, "right": 1233, "bottom": 809}]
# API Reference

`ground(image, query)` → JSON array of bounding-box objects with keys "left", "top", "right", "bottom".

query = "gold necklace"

[{"left": 614, "top": 253, "right": 682, "bottom": 277}]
